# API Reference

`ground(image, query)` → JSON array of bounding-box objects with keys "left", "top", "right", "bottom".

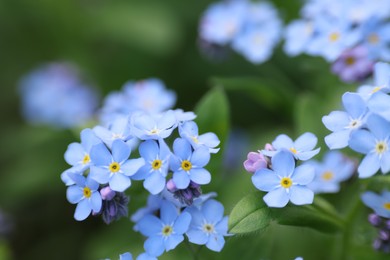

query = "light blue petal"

[
  {"left": 252, "top": 168, "right": 280, "bottom": 192},
  {"left": 361, "top": 191, "right": 382, "bottom": 209},
  {"left": 324, "top": 130, "right": 350, "bottom": 149},
  {"left": 173, "top": 138, "right": 192, "bottom": 160},
  {"left": 368, "top": 92, "right": 390, "bottom": 121},
  {"left": 136, "top": 253, "right": 157, "bottom": 260},
  {"left": 198, "top": 132, "right": 220, "bottom": 148},
  {"left": 131, "top": 166, "right": 149, "bottom": 181},
  {"left": 144, "top": 236, "right": 165, "bottom": 257},
  {"left": 296, "top": 148, "right": 321, "bottom": 161},
  {"left": 93, "top": 126, "right": 113, "bottom": 146},
  {"left": 289, "top": 186, "right": 314, "bottom": 205},
  {"left": 89, "top": 166, "right": 110, "bottom": 184},
  {"left": 206, "top": 234, "right": 225, "bottom": 252},
  {"left": 85, "top": 177, "right": 99, "bottom": 191},
  {"left": 144, "top": 172, "right": 165, "bottom": 195},
  {"left": 358, "top": 153, "right": 380, "bottom": 178},
  {"left": 191, "top": 147, "right": 210, "bottom": 167},
  {"left": 109, "top": 173, "right": 131, "bottom": 192},
  {"left": 80, "top": 128, "right": 101, "bottom": 151},
  {"left": 179, "top": 121, "right": 198, "bottom": 137},
  {"left": 272, "top": 151, "right": 295, "bottom": 177},
  {"left": 374, "top": 62, "right": 390, "bottom": 87},
  {"left": 186, "top": 229, "right": 208, "bottom": 245},
  {"left": 272, "top": 134, "right": 294, "bottom": 150},
  {"left": 61, "top": 169, "right": 75, "bottom": 186},
  {"left": 139, "top": 140, "right": 159, "bottom": 162},
  {"left": 157, "top": 110, "right": 177, "bottom": 131},
  {"left": 173, "top": 212, "right": 191, "bottom": 234},
  {"left": 122, "top": 158, "right": 145, "bottom": 177},
  {"left": 90, "top": 143, "right": 112, "bottom": 166},
  {"left": 68, "top": 172, "right": 86, "bottom": 187},
  {"left": 169, "top": 155, "right": 181, "bottom": 171},
  {"left": 342, "top": 92, "right": 366, "bottom": 119},
  {"left": 366, "top": 113, "right": 390, "bottom": 140},
  {"left": 160, "top": 200, "right": 178, "bottom": 224},
  {"left": 322, "top": 111, "right": 349, "bottom": 131},
  {"left": 202, "top": 199, "right": 223, "bottom": 223},
  {"left": 173, "top": 171, "right": 190, "bottom": 189},
  {"left": 380, "top": 152, "right": 390, "bottom": 174},
  {"left": 294, "top": 132, "right": 318, "bottom": 151},
  {"left": 293, "top": 164, "right": 315, "bottom": 185},
  {"left": 138, "top": 215, "right": 162, "bottom": 236},
  {"left": 112, "top": 139, "right": 131, "bottom": 163},
  {"left": 185, "top": 207, "right": 203, "bottom": 226},
  {"left": 165, "top": 234, "right": 184, "bottom": 251},
  {"left": 66, "top": 186, "right": 83, "bottom": 204},
  {"left": 89, "top": 192, "right": 102, "bottom": 212},
  {"left": 349, "top": 130, "right": 375, "bottom": 154},
  {"left": 189, "top": 168, "right": 211, "bottom": 185},
  {"left": 215, "top": 216, "right": 228, "bottom": 235},
  {"left": 263, "top": 188, "right": 289, "bottom": 208},
  {"left": 64, "top": 143, "right": 85, "bottom": 166},
  {"left": 133, "top": 115, "right": 155, "bottom": 132},
  {"left": 74, "top": 199, "right": 91, "bottom": 221},
  {"left": 119, "top": 252, "right": 133, "bottom": 260}
]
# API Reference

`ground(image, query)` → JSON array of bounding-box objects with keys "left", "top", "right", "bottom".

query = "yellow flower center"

[
  {"left": 162, "top": 225, "right": 173, "bottom": 237},
  {"left": 203, "top": 224, "right": 214, "bottom": 234},
  {"left": 383, "top": 202, "right": 390, "bottom": 210},
  {"left": 181, "top": 160, "right": 192, "bottom": 171},
  {"left": 151, "top": 159, "right": 162, "bottom": 170},
  {"left": 109, "top": 162, "right": 120, "bottom": 173},
  {"left": 82, "top": 154, "right": 90, "bottom": 165},
  {"left": 375, "top": 141, "right": 387, "bottom": 155},
  {"left": 280, "top": 177, "right": 293, "bottom": 188},
  {"left": 322, "top": 171, "right": 334, "bottom": 181},
  {"left": 372, "top": 86, "right": 382, "bottom": 93},
  {"left": 368, "top": 33, "right": 379, "bottom": 44},
  {"left": 83, "top": 187, "right": 92, "bottom": 198},
  {"left": 191, "top": 136, "right": 199, "bottom": 144},
  {"left": 289, "top": 147, "right": 298, "bottom": 154},
  {"left": 345, "top": 57, "right": 355, "bottom": 66},
  {"left": 329, "top": 32, "right": 340, "bottom": 42},
  {"left": 348, "top": 119, "right": 361, "bottom": 129}
]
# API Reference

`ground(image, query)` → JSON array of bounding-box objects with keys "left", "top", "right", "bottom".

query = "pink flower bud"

[{"left": 243, "top": 151, "right": 267, "bottom": 173}]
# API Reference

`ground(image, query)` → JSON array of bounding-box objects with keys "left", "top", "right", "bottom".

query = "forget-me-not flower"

[
  {"left": 252, "top": 151, "right": 315, "bottom": 208},
  {"left": 89, "top": 140, "right": 145, "bottom": 192},
  {"left": 179, "top": 121, "right": 220, "bottom": 153},
  {"left": 137, "top": 200, "right": 191, "bottom": 257},
  {"left": 361, "top": 190, "right": 390, "bottom": 218},
  {"left": 349, "top": 113, "right": 390, "bottom": 178},
  {"left": 131, "top": 111, "right": 177, "bottom": 140}
]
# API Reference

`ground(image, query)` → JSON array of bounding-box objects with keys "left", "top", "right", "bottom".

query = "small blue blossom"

[
  {"left": 361, "top": 190, "right": 390, "bottom": 218},
  {"left": 306, "top": 151, "right": 355, "bottom": 194},
  {"left": 137, "top": 200, "right": 191, "bottom": 257},
  {"left": 284, "top": 19, "right": 314, "bottom": 57},
  {"left": 252, "top": 151, "right": 315, "bottom": 208},
  {"left": 179, "top": 121, "right": 220, "bottom": 153},
  {"left": 170, "top": 138, "right": 211, "bottom": 189},
  {"left": 359, "top": 19, "right": 390, "bottom": 61},
  {"left": 185, "top": 199, "right": 229, "bottom": 252},
  {"left": 131, "top": 111, "right": 177, "bottom": 140},
  {"left": 172, "top": 109, "right": 197, "bottom": 123},
  {"left": 349, "top": 113, "right": 390, "bottom": 178},
  {"left": 119, "top": 252, "right": 133, "bottom": 260},
  {"left": 262, "top": 132, "right": 320, "bottom": 161},
  {"left": 66, "top": 174, "right": 102, "bottom": 221},
  {"left": 89, "top": 140, "right": 145, "bottom": 192},
  {"left": 322, "top": 92, "right": 368, "bottom": 149}
]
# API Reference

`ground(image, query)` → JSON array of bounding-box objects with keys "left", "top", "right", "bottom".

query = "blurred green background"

[{"left": 0, "top": 0, "right": 388, "bottom": 259}]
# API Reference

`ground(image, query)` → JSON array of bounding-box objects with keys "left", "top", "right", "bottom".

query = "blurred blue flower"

[
  {"left": 262, "top": 132, "right": 320, "bottom": 161},
  {"left": 170, "top": 138, "right": 211, "bottom": 189},
  {"left": 179, "top": 121, "right": 220, "bottom": 153},
  {"left": 252, "top": 151, "right": 315, "bottom": 208},
  {"left": 359, "top": 19, "right": 390, "bottom": 61},
  {"left": 131, "top": 194, "right": 163, "bottom": 231},
  {"left": 131, "top": 110, "right": 177, "bottom": 140},
  {"left": 66, "top": 173, "right": 102, "bottom": 221},
  {"left": 119, "top": 252, "right": 133, "bottom": 260},
  {"left": 185, "top": 199, "right": 229, "bottom": 252},
  {"left": 362, "top": 190, "right": 390, "bottom": 218},
  {"left": 349, "top": 114, "right": 390, "bottom": 178},
  {"left": 89, "top": 139, "right": 144, "bottom": 192},
  {"left": 18, "top": 62, "right": 99, "bottom": 128},
  {"left": 137, "top": 200, "right": 191, "bottom": 257},
  {"left": 284, "top": 19, "right": 314, "bottom": 56},
  {"left": 322, "top": 92, "right": 368, "bottom": 149}
]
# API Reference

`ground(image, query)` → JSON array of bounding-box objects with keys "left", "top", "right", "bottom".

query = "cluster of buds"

[{"left": 368, "top": 213, "right": 390, "bottom": 253}]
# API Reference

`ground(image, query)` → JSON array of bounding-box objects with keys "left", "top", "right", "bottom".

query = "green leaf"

[{"left": 228, "top": 192, "right": 272, "bottom": 235}]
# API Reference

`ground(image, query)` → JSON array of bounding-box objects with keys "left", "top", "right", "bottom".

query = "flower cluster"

[
  {"left": 60, "top": 78, "right": 230, "bottom": 258},
  {"left": 18, "top": 62, "right": 99, "bottom": 128},
  {"left": 323, "top": 62, "right": 390, "bottom": 178},
  {"left": 284, "top": 0, "right": 390, "bottom": 82},
  {"left": 199, "top": 0, "right": 282, "bottom": 64},
  {"left": 244, "top": 132, "right": 320, "bottom": 207}
]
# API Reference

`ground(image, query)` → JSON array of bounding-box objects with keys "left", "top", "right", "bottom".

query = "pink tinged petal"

[
  {"left": 381, "top": 152, "right": 390, "bottom": 173},
  {"left": 64, "top": 143, "right": 85, "bottom": 165},
  {"left": 74, "top": 199, "right": 91, "bottom": 221},
  {"left": 358, "top": 153, "right": 380, "bottom": 178},
  {"left": 206, "top": 234, "right": 225, "bottom": 252},
  {"left": 109, "top": 173, "right": 131, "bottom": 192},
  {"left": 325, "top": 130, "right": 350, "bottom": 149},
  {"left": 202, "top": 200, "right": 224, "bottom": 223},
  {"left": 66, "top": 186, "right": 83, "bottom": 204},
  {"left": 263, "top": 188, "right": 289, "bottom": 208},
  {"left": 289, "top": 186, "right": 314, "bottom": 205},
  {"left": 173, "top": 171, "right": 190, "bottom": 189},
  {"left": 272, "top": 134, "right": 294, "bottom": 150},
  {"left": 122, "top": 158, "right": 145, "bottom": 176},
  {"left": 144, "top": 172, "right": 166, "bottom": 195},
  {"left": 293, "top": 164, "right": 315, "bottom": 185},
  {"left": 111, "top": 140, "right": 131, "bottom": 163},
  {"left": 165, "top": 234, "right": 184, "bottom": 251},
  {"left": 191, "top": 147, "right": 210, "bottom": 167},
  {"left": 252, "top": 169, "right": 280, "bottom": 192},
  {"left": 349, "top": 130, "right": 375, "bottom": 154},
  {"left": 272, "top": 151, "right": 295, "bottom": 177},
  {"left": 173, "top": 212, "right": 191, "bottom": 234},
  {"left": 187, "top": 229, "right": 208, "bottom": 245},
  {"left": 89, "top": 192, "right": 102, "bottom": 212},
  {"left": 144, "top": 236, "right": 165, "bottom": 257},
  {"left": 189, "top": 168, "right": 211, "bottom": 185},
  {"left": 89, "top": 166, "right": 110, "bottom": 184},
  {"left": 322, "top": 111, "right": 349, "bottom": 131},
  {"left": 294, "top": 132, "right": 318, "bottom": 151},
  {"left": 296, "top": 148, "right": 321, "bottom": 161},
  {"left": 138, "top": 215, "right": 163, "bottom": 236},
  {"left": 90, "top": 143, "right": 112, "bottom": 166}
]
